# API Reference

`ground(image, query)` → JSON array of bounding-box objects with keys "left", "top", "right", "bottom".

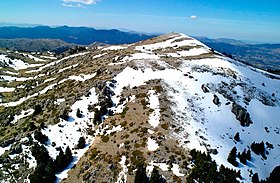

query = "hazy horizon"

[{"left": 1, "top": 0, "right": 279, "bottom": 43}]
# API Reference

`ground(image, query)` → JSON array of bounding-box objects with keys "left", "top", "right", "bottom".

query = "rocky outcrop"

[
  {"left": 213, "top": 95, "right": 221, "bottom": 106},
  {"left": 231, "top": 103, "right": 252, "bottom": 127}
]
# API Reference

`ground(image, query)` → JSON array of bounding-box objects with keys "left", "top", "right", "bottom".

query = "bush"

[
  {"left": 93, "top": 109, "right": 102, "bottom": 125},
  {"left": 29, "top": 122, "right": 37, "bottom": 131},
  {"left": 101, "top": 135, "right": 109, "bottom": 143}
]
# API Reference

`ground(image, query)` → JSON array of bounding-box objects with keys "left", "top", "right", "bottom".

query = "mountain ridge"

[
  {"left": 0, "top": 26, "right": 156, "bottom": 45},
  {"left": 0, "top": 33, "right": 280, "bottom": 183}
]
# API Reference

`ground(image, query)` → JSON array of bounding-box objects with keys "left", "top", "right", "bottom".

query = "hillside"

[{"left": 0, "top": 33, "right": 280, "bottom": 183}]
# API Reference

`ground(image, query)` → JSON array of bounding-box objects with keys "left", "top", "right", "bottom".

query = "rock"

[
  {"left": 213, "top": 95, "right": 221, "bottom": 106},
  {"left": 231, "top": 103, "right": 252, "bottom": 127},
  {"left": 201, "top": 84, "right": 209, "bottom": 93}
]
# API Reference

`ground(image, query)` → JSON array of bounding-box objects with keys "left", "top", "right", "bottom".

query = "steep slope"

[{"left": 0, "top": 33, "right": 280, "bottom": 183}]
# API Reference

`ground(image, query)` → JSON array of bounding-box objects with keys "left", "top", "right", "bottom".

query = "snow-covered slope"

[{"left": 0, "top": 33, "right": 280, "bottom": 183}]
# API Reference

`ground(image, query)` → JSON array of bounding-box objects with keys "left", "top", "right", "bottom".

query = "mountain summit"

[{"left": 0, "top": 33, "right": 280, "bottom": 183}]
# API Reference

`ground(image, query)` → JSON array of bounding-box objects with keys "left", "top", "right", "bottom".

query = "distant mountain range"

[
  {"left": 0, "top": 26, "right": 156, "bottom": 45},
  {"left": 0, "top": 25, "right": 279, "bottom": 71},
  {"left": 196, "top": 37, "right": 280, "bottom": 70},
  {"left": 0, "top": 38, "right": 74, "bottom": 53}
]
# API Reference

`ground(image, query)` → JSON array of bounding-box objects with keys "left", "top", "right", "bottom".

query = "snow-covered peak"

[{"left": 1, "top": 33, "right": 280, "bottom": 183}]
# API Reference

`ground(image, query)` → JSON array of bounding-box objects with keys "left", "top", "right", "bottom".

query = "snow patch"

[
  {"left": 58, "top": 63, "right": 79, "bottom": 73},
  {"left": 147, "top": 137, "right": 159, "bottom": 151},
  {"left": 116, "top": 156, "right": 128, "bottom": 183},
  {"left": 11, "top": 109, "right": 35, "bottom": 124},
  {"left": 103, "top": 45, "right": 127, "bottom": 51},
  {"left": 171, "top": 164, "right": 184, "bottom": 177},
  {"left": 54, "top": 98, "right": 66, "bottom": 105},
  {"left": 0, "top": 87, "right": 15, "bottom": 93},
  {"left": 148, "top": 90, "right": 160, "bottom": 128}
]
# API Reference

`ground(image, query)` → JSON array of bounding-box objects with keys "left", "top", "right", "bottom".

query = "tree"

[
  {"left": 29, "top": 122, "right": 37, "bottom": 131},
  {"left": 34, "top": 130, "right": 48, "bottom": 145},
  {"left": 251, "top": 141, "right": 265, "bottom": 155},
  {"left": 134, "top": 164, "right": 148, "bottom": 183},
  {"left": 33, "top": 104, "right": 42, "bottom": 116},
  {"left": 30, "top": 143, "right": 56, "bottom": 183},
  {"left": 252, "top": 173, "right": 260, "bottom": 183},
  {"left": 234, "top": 132, "right": 240, "bottom": 142},
  {"left": 246, "top": 149, "right": 251, "bottom": 161},
  {"left": 55, "top": 148, "right": 67, "bottom": 172},
  {"left": 65, "top": 146, "right": 73, "bottom": 162},
  {"left": 267, "top": 166, "right": 280, "bottom": 183},
  {"left": 238, "top": 150, "right": 247, "bottom": 165},
  {"left": 76, "top": 108, "right": 83, "bottom": 118},
  {"left": 150, "top": 167, "right": 165, "bottom": 183},
  {"left": 54, "top": 146, "right": 73, "bottom": 173},
  {"left": 77, "top": 136, "right": 86, "bottom": 149},
  {"left": 60, "top": 108, "right": 70, "bottom": 121},
  {"left": 227, "top": 147, "right": 238, "bottom": 167}
]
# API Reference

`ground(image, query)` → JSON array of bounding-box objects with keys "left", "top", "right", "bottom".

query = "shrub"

[{"left": 101, "top": 135, "right": 109, "bottom": 143}]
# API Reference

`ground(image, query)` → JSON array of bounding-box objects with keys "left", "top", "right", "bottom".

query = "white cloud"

[
  {"left": 190, "top": 15, "right": 198, "bottom": 20},
  {"left": 62, "top": 3, "right": 73, "bottom": 7},
  {"left": 62, "top": 0, "right": 99, "bottom": 5},
  {"left": 62, "top": 3, "right": 85, "bottom": 8}
]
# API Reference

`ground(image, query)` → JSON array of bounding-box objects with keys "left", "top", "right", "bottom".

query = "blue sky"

[{"left": 0, "top": 0, "right": 279, "bottom": 42}]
